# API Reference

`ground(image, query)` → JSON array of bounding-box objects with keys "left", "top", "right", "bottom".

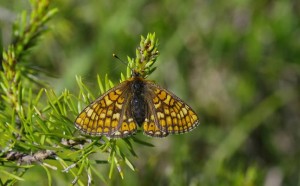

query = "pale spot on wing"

[{"left": 87, "top": 109, "right": 94, "bottom": 117}]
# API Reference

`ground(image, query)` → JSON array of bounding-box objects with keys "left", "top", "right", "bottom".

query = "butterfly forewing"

[
  {"left": 143, "top": 82, "right": 199, "bottom": 137},
  {"left": 75, "top": 81, "right": 137, "bottom": 138}
]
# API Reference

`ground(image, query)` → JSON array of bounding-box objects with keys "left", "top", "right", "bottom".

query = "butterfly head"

[{"left": 131, "top": 69, "right": 145, "bottom": 78}]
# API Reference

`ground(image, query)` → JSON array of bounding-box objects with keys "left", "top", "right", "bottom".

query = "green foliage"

[{"left": 1, "top": 1, "right": 59, "bottom": 185}]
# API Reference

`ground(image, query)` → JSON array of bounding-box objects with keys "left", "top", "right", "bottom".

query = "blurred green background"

[{"left": 1, "top": 0, "right": 300, "bottom": 185}]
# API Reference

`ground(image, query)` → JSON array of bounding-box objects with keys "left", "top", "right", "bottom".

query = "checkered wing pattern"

[
  {"left": 142, "top": 82, "right": 199, "bottom": 137},
  {"left": 74, "top": 81, "right": 137, "bottom": 138}
]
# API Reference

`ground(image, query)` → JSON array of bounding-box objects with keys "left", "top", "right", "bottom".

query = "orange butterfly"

[{"left": 75, "top": 68, "right": 199, "bottom": 138}]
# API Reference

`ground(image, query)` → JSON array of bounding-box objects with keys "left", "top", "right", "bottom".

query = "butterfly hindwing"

[{"left": 142, "top": 99, "right": 168, "bottom": 137}]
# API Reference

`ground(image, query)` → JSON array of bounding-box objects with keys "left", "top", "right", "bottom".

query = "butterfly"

[{"left": 75, "top": 68, "right": 199, "bottom": 138}]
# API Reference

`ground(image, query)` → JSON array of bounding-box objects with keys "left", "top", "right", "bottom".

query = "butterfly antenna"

[
  {"left": 113, "top": 53, "right": 134, "bottom": 76},
  {"left": 113, "top": 54, "right": 129, "bottom": 67}
]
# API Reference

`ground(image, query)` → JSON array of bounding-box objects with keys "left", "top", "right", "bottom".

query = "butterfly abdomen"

[{"left": 131, "top": 78, "right": 147, "bottom": 127}]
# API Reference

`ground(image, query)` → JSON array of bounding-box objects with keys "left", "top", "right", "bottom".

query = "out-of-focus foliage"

[{"left": 0, "top": 0, "right": 299, "bottom": 185}]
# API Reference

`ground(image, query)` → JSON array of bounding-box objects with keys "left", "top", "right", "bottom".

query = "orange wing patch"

[{"left": 143, "top": 114, "right": 168, "bottom": 137}]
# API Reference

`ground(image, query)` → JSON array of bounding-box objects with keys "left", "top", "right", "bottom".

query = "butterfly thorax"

[{"left": 130, "top": 77, "right": 147, "bottom": 127}]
